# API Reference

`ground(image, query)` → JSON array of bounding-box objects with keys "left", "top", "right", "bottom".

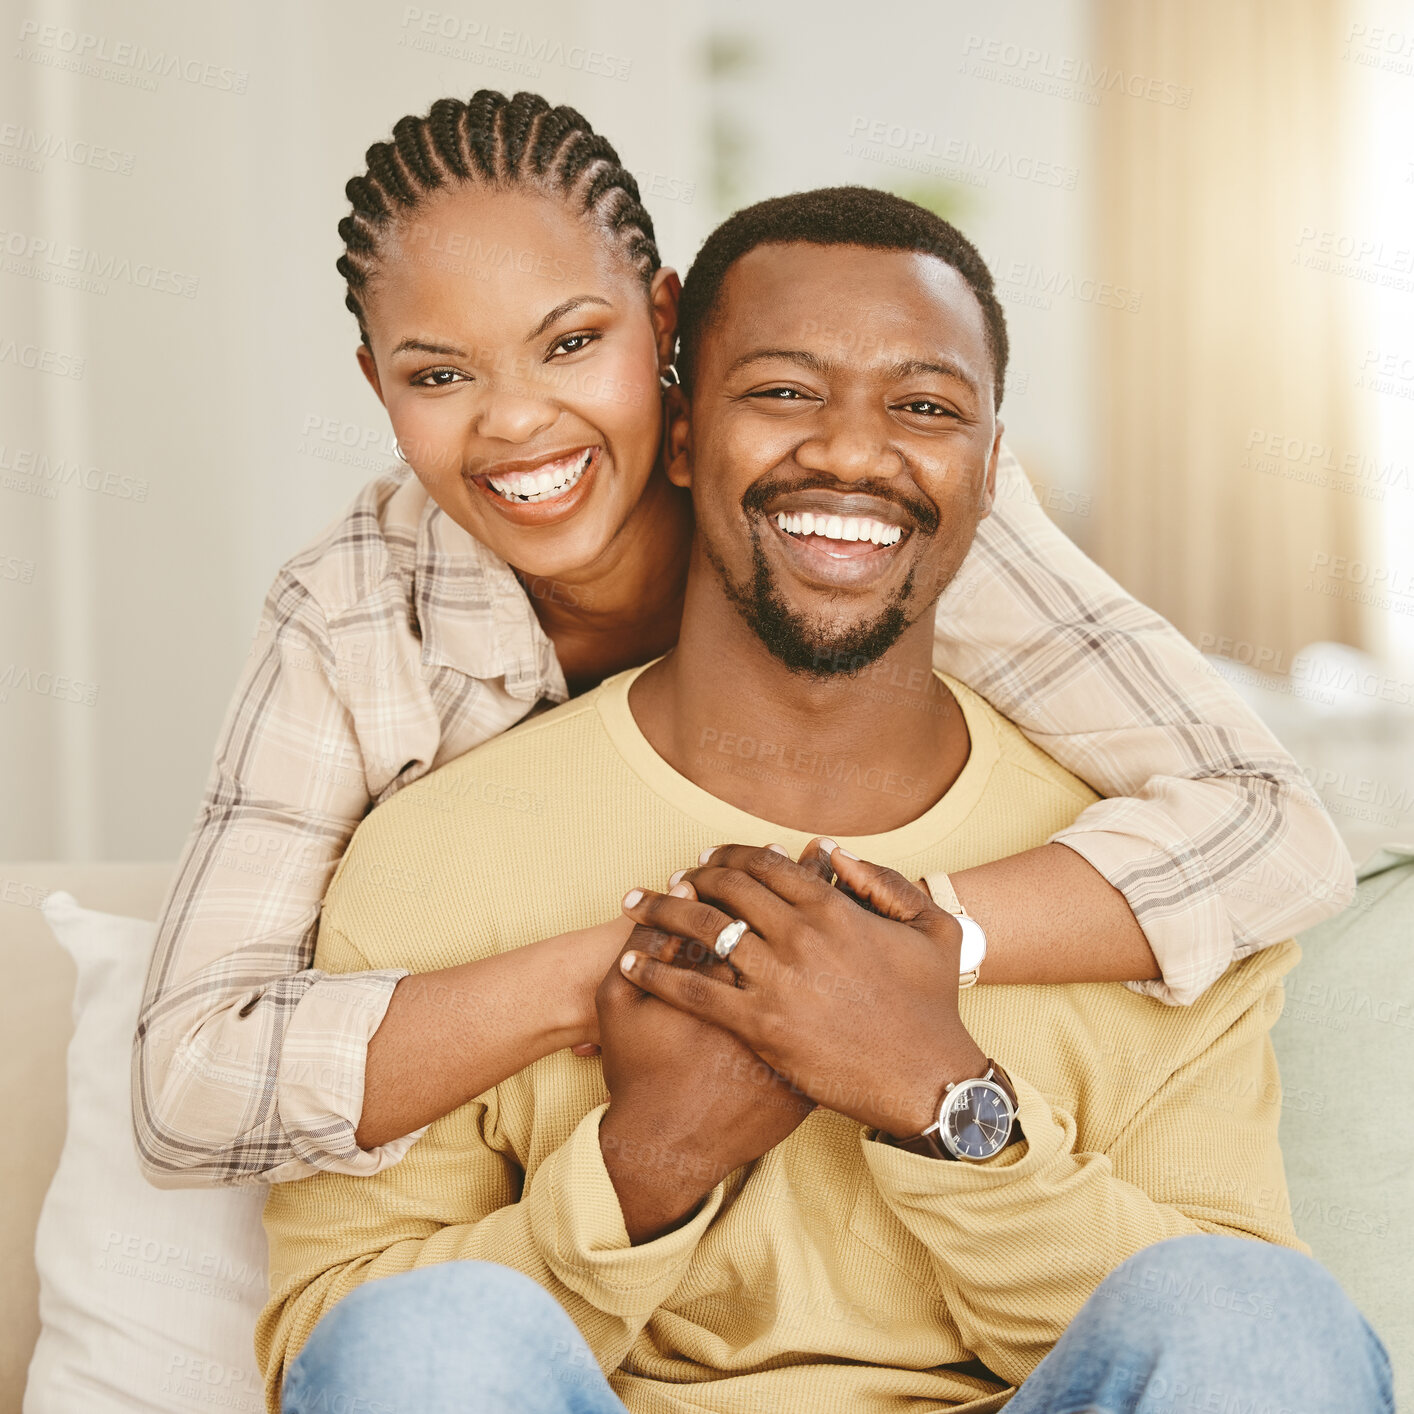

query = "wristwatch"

[
  {"left": 952, "top": 908, "right": 986, "bottom": 989},
  {"left": 882, "top": 1060, "right": 1022, "bottom": 1162}
]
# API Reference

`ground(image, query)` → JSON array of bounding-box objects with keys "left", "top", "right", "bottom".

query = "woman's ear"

[
  {"left": 664, "top": 384, "right": 692, "bottom": 489},
  {"left": 649, "top": 267, "right": 682, "bottom": 375},
  {"left": 356, "top": 344, "right": 385, "bottom": 405}
]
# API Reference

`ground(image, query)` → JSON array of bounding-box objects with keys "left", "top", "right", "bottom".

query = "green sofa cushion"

[{"left": 1276, "top": 845, "right": 1414, "bottom": 1405}]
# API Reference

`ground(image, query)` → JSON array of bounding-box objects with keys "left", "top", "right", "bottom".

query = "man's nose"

[{"left": 793, "top": 402, "right": 901, "bottom": 482}]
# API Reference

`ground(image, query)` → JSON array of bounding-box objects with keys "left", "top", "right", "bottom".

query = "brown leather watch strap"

[{"left": 882, "top": 1061, "right": 1021, "bottom": 1162}]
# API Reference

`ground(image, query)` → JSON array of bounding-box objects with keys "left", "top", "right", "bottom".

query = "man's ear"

[
  {"left": 664, "top": 384, "right": 692, "bottom": 488},
  {"left": 649, "top": 267, "right": 682, "bottom": 375},
  {"left": 356, "top": 344, "right": 385, "bottom": 406},
  {"left": 978, "top": 421, "right": 1003, "bottom": 520}
]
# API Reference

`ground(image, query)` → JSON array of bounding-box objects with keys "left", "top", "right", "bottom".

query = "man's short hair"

[{"left": 675, "top": 186, "right": 1009, "bottom": 407}]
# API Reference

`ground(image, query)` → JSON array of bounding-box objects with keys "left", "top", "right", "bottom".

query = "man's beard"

[{"left": 706, "top": 528, "right": 921, "bottom": 678}]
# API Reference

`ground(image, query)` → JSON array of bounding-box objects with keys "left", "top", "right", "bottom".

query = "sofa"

[{"left": 4, "top": 853, "right": 1411, "bottom": 1411}]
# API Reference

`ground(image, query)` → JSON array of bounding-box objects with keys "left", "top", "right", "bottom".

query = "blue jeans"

[{"left": 283, "top": 1235, "right": 1393, "bottom": 1413}]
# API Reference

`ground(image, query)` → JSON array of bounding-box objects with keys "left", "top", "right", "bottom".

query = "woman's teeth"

[
  {"left": 487, "top": 449, "right": 594, "bottom": 503},
  {"left": 773, "top": 511, "right": 903, "bottom": 546}
]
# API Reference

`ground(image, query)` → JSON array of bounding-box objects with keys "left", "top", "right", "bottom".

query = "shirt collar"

[{"left": 412, "top": 496, "right": 568, "bottom": 706}]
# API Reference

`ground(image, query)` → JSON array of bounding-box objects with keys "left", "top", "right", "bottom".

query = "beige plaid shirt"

[{"left": 133, "top": 448, "right": 1354, "bottom": 1186}]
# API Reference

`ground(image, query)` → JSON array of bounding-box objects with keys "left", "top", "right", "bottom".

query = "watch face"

[{"left": 942, "top": 1080, "right": 1014, "bottom": 1160}]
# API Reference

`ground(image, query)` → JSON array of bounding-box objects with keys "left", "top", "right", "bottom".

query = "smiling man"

[{"left": 257, "top": 189, "right": 1388, "bottom": 1414}]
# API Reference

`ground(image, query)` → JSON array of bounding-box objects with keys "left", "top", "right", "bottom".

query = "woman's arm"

[
  {"left": 353, "top": 915, "right": 627, "bottom": 1149},
  {"left": 929, "top": 445, "right": 1354, "bottom": 1002},
  {"left": 134, "top": 541, "right": 592, "bottom": 1185},
  {"left": 944, "top": 842, "right": 1159, "bottom": 984}
]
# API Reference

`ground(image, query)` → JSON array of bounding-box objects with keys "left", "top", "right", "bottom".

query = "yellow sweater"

[{"left": 259, "top": 667, "right": 1301, "bottom": 1413}]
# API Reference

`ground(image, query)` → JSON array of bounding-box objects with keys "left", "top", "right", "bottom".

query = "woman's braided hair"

[{"left": 337, "top": 90, "right": 660, "bottom": 345}]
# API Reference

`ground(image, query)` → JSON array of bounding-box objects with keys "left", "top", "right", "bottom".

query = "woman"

[{"left": 133, "top": 90, "right": 1352, "bottom": 1187}]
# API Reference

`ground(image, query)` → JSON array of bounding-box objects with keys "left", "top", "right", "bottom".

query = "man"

[{"left": 258, "top": 188, "right": 1389, "bottom": 1413}]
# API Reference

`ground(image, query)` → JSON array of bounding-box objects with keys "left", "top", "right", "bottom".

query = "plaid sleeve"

[
  {"left": 931, "top": 446, "right": 1355, "bottom": 1004},
  {"left": 133, "top": 568, "right": 413, "bottom": 1187}
]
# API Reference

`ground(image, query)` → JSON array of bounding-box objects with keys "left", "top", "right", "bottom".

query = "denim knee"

[
  {"left": 303, "top": 1260, "right": 569, "bottom": 1359},
  {"left": 1088, "top": 1234, "right": 1390, "bottom": 1398},
  {"left": 1097, "top": 1235, "right": 1352, "bottom": 1336}
]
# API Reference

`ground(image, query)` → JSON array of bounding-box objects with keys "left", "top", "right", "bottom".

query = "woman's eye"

[
  {"left": 550, "top": 332, "right": 599, "bottom": 357},
  {"left": 414, "top": 368, "right": 467, "bottom": 387}
]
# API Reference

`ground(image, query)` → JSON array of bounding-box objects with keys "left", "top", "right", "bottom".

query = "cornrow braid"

[{"left": 336, "top": 90, "right": 660, "bottom": 345}]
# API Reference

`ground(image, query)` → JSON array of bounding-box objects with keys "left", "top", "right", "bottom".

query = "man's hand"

[
  {"left": 617, "top": 842, "right": 987, "bottom": 1139},
  {"left": 596, "top": 915, "right": 814, "bottom": 1244}
]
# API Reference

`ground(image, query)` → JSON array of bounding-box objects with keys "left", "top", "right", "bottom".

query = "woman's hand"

[
  {"left": 543, "top": 914, "right": 635, "bottom": 1055},
  {"left": 616, "top": 841, "right": 987, "bottom": 1137}
]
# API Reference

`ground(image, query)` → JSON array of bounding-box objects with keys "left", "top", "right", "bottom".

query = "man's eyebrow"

[
  {"left": 888, "top": 357, "right": 981, "bottom": 395},
  {"left": 725, "top": 348, "right": 832, "bottom": 377},
  {"left": 392, "top": 337, "right": 467, "bottom": 357},
  {"left": 528, "top": 295, "right": 612, "bottom": 340}
]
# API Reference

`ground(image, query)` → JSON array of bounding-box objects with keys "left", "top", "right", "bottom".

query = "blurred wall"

[{"left": 3, "top": 0, "right": 1409, "bottom": 862}]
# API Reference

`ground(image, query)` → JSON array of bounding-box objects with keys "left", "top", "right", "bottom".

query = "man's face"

[{"left": 670, "top": 242, "right": 1003, "bottom": 675}]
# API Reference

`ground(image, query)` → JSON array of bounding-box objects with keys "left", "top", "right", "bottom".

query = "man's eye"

[
  {"left": 751, "top": 387, "right": 806, "bottom": 400},
  {"left": 900, "top": 399, "right": 951, "bottom": 416},
  {"left": 414, "top": 368, "right": 467, "bottom": 387}
]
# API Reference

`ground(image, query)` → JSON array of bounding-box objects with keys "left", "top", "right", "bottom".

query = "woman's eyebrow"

[
  {"left": 392, "top": 338, "right": 467, "bottom": 357},
  {"left": 527, "top": 295, "right": 611, "bottom": 340}
]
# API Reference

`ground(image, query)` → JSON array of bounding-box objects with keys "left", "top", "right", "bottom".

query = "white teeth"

[
  {"left": 772, "top": 509, "right": 906, "bottom": 547},
  {"left": 486, "top": 449, "right": 595, "bottom": 504}
]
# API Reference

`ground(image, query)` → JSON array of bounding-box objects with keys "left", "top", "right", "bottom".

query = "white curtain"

[{"left": 1092, "top": 0, "right": 1372, "bottom": 665}]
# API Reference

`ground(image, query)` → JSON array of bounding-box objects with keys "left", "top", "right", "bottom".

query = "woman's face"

[{"left": 357, "top": 185, "right": 677, "bottom": 581}]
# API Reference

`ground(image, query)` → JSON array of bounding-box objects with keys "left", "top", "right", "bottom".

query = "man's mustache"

[{"left": 740, "top": 473, "right": 941, "bottom": 537}]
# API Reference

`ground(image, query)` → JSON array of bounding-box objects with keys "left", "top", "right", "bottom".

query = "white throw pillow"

[{"left": 25, "top": 893, "right": 268, "bottom": 1414}]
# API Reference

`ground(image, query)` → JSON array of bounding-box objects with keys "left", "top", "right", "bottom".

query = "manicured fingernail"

[
  {"left": 668, "top": 869, "right": 686, "bottom": 888},
  {"left": 699, "top": 846, "right": 716, "bottom": 864},
  {"left": 669, "top": 882, "right": 692, "bottom": 898},
  {"left": 621, "top": 952, "right": 637, "bottom": 973},
  {"left": 767, "top": 842, "right": 789, "bottom": 856},
  {"left": 837, "top": 847, "right": 860, "bottom": 860},
  {"left": 818, "top": 838, "right": 840, "bottom": 857},
  {"left": 623, "top": 889, "right": 644, "bottom": 908}
]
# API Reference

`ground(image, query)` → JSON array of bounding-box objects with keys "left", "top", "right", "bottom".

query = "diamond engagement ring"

[{"left": 714, "top": 918, "right": 748, "bottom": 960}]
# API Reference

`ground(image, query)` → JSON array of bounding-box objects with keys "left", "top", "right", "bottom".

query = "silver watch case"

[{"left": 929, "top": 1069, "right": 1017, "bottom": 1161}]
